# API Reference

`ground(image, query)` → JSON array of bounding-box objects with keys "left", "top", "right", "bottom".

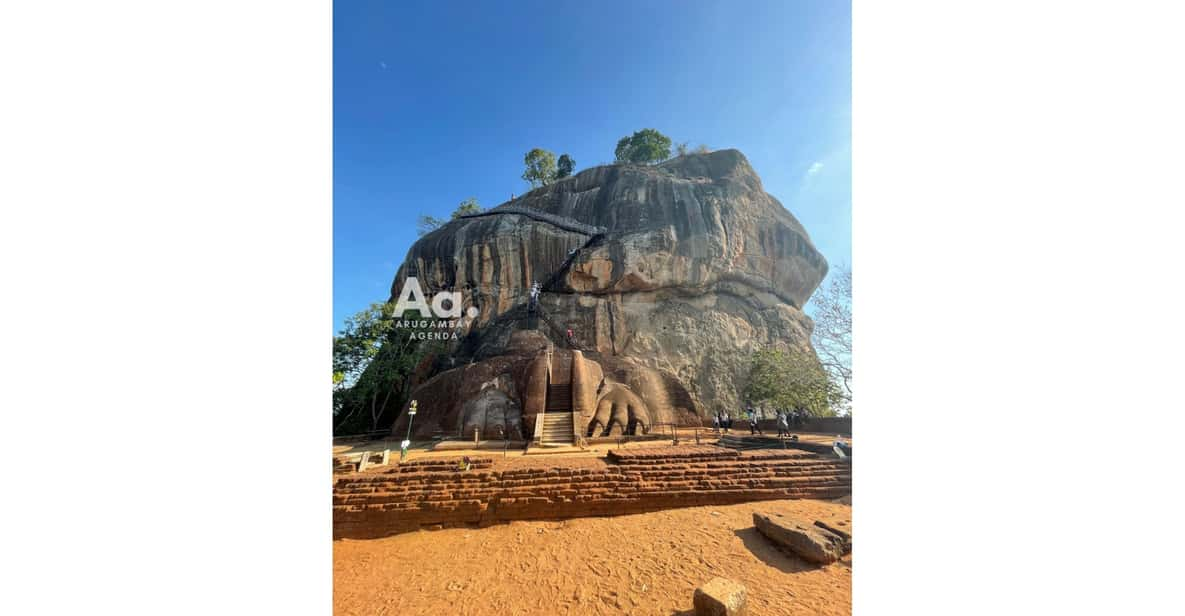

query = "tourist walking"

[
  {"left": 712, "top": 413, "right": 720, "bottom": 434},
  {"left": 528, "top": 281, "right": 540, "bottom": 313},
  {"left": 776, "top": 410, "right": 789, "bottom": 438},
  {"left": 747, "top": 405, "right": 763, "bottom": 435},
  {"left": 720, "top": 410, "right": 731, "bottom": 433}
]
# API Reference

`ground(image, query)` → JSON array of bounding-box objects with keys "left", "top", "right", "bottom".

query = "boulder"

[
  {"left": 753, "top": 512, "right": 851, "bottom": 564},
  {"left": 693, "top": 577, "right": 748, "bottom": 616},
  {"left": 388, "top": 150, "right": 830, "bottom": 438}
]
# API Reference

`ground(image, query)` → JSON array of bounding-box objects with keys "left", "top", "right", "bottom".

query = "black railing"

[{"left": 457, "top": 205, "right": 606, "bottom": 236}]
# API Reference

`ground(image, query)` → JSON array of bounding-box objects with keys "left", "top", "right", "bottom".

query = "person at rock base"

[
  {"left": 565, "top": 327, "right": 575, "bottom": 347},
  {"left": 722, "top": 410, "right": 732, "bottom": 433},
  {"left": 747, "top": 405, "right": 763, "bottom": 435},
  {"left": 833, "top": 435, "right": 851, "bottom": 459},
  {"left": 776, "top": 409, "right": 790, "bottom": 438},
  {"left": 712, "top": 413, "right": 720, "bottom": 434},
  {"left": 528, "top": 281, "right": 540, "bottom": 313}
]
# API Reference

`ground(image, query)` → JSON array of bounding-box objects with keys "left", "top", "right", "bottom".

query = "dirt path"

[{"left": 334, "top": 499, "right": 851, "bottom": 616}]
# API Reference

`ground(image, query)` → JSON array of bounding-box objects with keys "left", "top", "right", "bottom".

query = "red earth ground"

[{"left": 334, "top": 497, "right": 851, "bottom": 616}]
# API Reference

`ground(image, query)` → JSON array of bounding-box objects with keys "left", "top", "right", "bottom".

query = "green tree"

[
  {"left": 556, "top": 154, "right": 575, "bottom": 179},
  {"left": 417, "top": 198, "right": 483, "bottom": 236},
  {"left": 333, "top": 303, "right": 444, "bottom": 435},
  {"left": 416, "top": 215, "right": 446, "bottom": 236},
  {"left": 614, "top": 128, "right": 673, "bottom": 165},
  {"left": 522, "top": 148, "right": 558, "bottom": 188},
  {"left": 744, "top": 348, "right": 842, "bottom": 417},
  {"left": 452, "top": 197, "right": 482, "bottom": 218}
]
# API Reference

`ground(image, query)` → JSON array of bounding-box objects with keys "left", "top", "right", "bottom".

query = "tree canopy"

[
  {"left": 810, "top": 265, "right": 852, "bottom": 409},
  {"left": 556, "top": 154, "right": 575, "bottom": 179},
  {"left": 452, "top": 197, "right": 482, "bottom": 218},
  {"left": 333, "top": 302, "right": 444, "bottom": 435},
  {"left": 522, "top": 148, "right": 558, "bottom": 188},
  {"left": 614, "top": 128, "right": 672, "bottom": 165},
  {"left": 417, "top": 198, "right": 484, "bottom": 236},
  {"left": 744, "top": 347, "right": 843, "bottom": 417}
]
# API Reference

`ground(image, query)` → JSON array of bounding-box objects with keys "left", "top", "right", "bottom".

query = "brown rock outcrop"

[
  {"left": 388, "top": 149, "right": 828, "bottom": 438},
  {"left": 752, "top": 511, "right": 851, "bottom": 564}
]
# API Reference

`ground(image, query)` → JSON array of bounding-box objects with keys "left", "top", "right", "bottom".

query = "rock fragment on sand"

[
  {"left": 753, "top": 512, "right": 851, "bottom": 564},
  {"left": 693, "top": 577, "right": 747, "bottom": 616}
]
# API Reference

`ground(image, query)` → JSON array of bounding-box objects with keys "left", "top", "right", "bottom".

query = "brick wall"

[{"left": 333, "top": 447, "right": 851, "bottom": 539}]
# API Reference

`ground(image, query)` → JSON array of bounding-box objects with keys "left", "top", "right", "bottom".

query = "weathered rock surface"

[
  {"left": 752, "top": 511, "right": 851, "bottom": 564},
  {"left": 693, "top": 577, "right": 748, "bottom": 616},
  {"left": 388, "top": 150, "right": 828, "bottom": 438}
]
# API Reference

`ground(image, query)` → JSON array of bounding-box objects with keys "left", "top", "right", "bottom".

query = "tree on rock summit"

[
  {"left": 614, "top": 128, "right": 673, "bottom": 165},
  {"left": 416, "top": 197, "right": 483, "bottom": 236},
  {"left": 522, "top": 148, "right": 558, "bottom": 188},
  {"left": 452, "top": 197, "right": 482, "bottom": 218},
  {"left": 556, "top": 154, "right": 575, "bottom": 179}
]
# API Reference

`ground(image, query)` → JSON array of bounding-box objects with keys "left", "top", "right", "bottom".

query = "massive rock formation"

[{"left": 388, "top": 149, "right": 828, "bottom": 440}]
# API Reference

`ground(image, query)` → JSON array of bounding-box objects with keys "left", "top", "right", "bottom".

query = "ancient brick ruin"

[{"left": 333, "top": 447, "right": 851, "bottom": 539}]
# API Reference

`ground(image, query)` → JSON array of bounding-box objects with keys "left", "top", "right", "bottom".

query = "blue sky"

[{"left": 334, "top": 0, "right": 850, "bottom": 332}]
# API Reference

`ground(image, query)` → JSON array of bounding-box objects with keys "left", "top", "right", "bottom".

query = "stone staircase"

[
  {"left": 540, "top": 412, "right": 574, "bottom": 446},
  {"left": 546, "top": 383, "right": 572, "bottom": 410},
  {"left": 541, "top": 383, "right": 574, "bottom": 445},
  {"left": 333, "top": 446, "right": 852, "bottom": 539}
]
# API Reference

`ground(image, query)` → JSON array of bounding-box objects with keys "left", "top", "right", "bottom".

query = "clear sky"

[{"left": 334, "top": 0, "right": 850, "bottom": 332}]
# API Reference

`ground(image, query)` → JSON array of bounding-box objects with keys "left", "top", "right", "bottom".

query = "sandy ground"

[{"left": 334, "top": 498, "right": 851, "bottom": 616}]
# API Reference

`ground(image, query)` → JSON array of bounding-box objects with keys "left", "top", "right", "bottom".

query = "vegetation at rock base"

[
  {"left": 417, "top": 197, "right": 484, "bottom": 236},
  {"left": 744, "top": 347, "right": 843, "bottom": 417},
  {"left": 615, "top": 128, "right": 673, "bottom": 165},
  {"left": 555, "top": 153, "right": 575, "bottom": 179},
  {"left": 522, "top": 148, "right": 558, "bottom": 188},
  {"left": 333, "top": 302, "right": 445, "bottom": 435},
  {"left": 809, "top": 265, "right": 852, "bottom": 410}
]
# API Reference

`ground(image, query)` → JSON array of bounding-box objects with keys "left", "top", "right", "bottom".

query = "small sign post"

[{"left": 401, "top": 400, "right": 418, "bottom": 462}]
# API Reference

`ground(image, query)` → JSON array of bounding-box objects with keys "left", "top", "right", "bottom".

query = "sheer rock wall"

[{"left": 388, "top": 149, "right": 828, "bottom": 438}]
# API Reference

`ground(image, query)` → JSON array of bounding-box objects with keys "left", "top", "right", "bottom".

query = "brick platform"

[{"left": 333, "top": 446, "right": 851, "bottom": 539}]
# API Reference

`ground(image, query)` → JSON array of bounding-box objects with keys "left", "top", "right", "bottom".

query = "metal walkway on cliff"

[
  {"left": 456, "top": 205, "right": 607, "bottom": 236},
  {"left": 457, "top": 205, "right": 607, "bottom": 351}
]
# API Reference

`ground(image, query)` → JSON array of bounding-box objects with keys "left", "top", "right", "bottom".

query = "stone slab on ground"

[
  {"left": 693, "top": 577, "right": 748, "bottom": 616},
  {"left": 753, "top": 511, "right": 850, "bottom": 564}
]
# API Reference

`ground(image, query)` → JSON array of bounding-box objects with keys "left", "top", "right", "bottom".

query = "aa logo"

[{"left": 393, "top": 277, "right": 479, "bottom": 319}]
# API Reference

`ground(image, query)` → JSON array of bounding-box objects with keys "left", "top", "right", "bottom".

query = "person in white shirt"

[{"left": 833, "top": 435, "right": 851, "bottom": 458}]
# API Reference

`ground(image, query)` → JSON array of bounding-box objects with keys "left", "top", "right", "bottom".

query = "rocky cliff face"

[{"left": 389, "top": 149, "right": 828, "bottom": 439}]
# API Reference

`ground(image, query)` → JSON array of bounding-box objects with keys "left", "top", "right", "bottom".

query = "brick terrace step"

[
  {"left": 606, "top": 445, "right": 741, "bottom": 463},
  {"left": 333, "top": 448, "right": 851, "bottom": 539}
]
